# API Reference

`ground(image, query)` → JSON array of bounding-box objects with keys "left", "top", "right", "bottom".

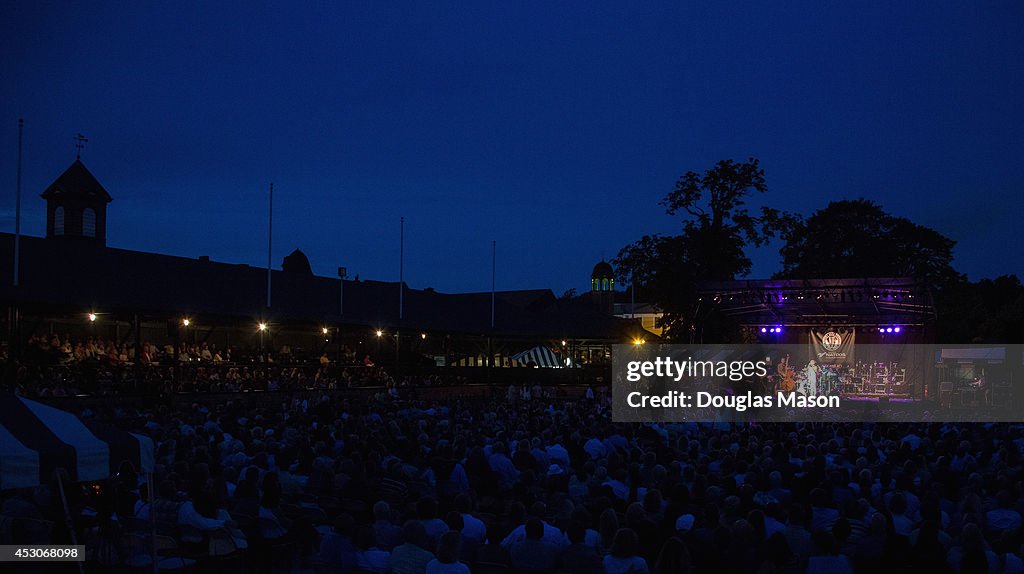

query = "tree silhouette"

[
  {"left": 614, "top": 158, "right": 795, "bottom": 340},
  {"left": 777, "top": 199, "right": 961, "bottom": 286}
]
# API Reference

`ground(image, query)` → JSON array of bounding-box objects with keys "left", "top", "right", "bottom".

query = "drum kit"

[
  {"left": 772, "top": 360, "right": 906, "bottom": 397},
  {"left": 850, "top": 361, "right": 907, "bottom": 395}
]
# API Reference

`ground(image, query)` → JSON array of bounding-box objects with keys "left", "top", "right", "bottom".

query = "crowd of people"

[
  {"left": 16, "top": 333, "right": 370, "bottom": 368},
  {"left": 3, "top": 361, "right": 482, "bottom": 397},
  {"left": 2, "top": 332, "right": 487, "bottom": 397},
  {"left": 1, "top": 382, "right": 1022, "bottom": 574}
]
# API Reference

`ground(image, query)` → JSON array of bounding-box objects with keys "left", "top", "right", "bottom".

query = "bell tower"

[
  {"left": 41, "top": 159, "right": 112, "bottom": 246},
  {"left": 589, "top": 260, "right": 616, "bottom": 314}
]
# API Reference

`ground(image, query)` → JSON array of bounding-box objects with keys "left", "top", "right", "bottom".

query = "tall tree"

[
  {"left": 615, "top": 158, "right": 794, "bottom": 340},
  {"left": 777, "top": 199, "right": 961, "bottom": 286}
]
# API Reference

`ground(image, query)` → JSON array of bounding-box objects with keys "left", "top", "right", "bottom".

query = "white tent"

[
  {"left": 512, "top": 346, "right": 562, "bottom": 368},
  {"left": 0, "top": 394, "right": 154, "bottom": 489}
]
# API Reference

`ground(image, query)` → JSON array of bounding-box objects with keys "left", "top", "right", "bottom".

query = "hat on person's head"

[{"left": 675, "top": 514, "right": 695, "bottom": 532}]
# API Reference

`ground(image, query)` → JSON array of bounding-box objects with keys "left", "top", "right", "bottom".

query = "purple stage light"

[
  {"left": 894, "top": 326, "right": 901, "bottom": 333},
  {"left": 760, "top": 327, "right": 767, "bottom": 333},
  {"left": 886, "top": 327, "right": 893, "bottom": 333}
]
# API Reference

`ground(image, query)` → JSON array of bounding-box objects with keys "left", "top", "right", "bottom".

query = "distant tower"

[
  {"left": 591, "top": 260, "right": 615, "bottom": 293},
  {"left": 282, "top": 249, "right": 313, "bottom": 275},
  {"left": 41, "top": 160, "right": 112, "bottom": 246},
  {"left": 589, "top": 260, "right": 616, "bottom": 314}
]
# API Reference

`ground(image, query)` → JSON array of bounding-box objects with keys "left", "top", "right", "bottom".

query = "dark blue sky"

[{"left": 2, "top": 2, "right": 1021, "bottom": 294}]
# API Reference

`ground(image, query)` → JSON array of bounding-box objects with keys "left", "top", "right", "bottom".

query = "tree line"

[{"left": 613, "top": 158, "right": 1023, "bottom": 343}]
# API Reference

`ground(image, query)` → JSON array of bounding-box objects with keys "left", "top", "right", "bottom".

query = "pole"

[
  {"left": 399, "top": 217, "right": 404, "bottom": 321},
  {"left": 14, "top": 118, "right": 23, "bottom": 288},
  {"left": 134, "top": 314, "right": 143, "bottom": 392},
  {"left": 631, "top": 275, "right": 635, "bottom": 318},
  {"left": 491, "top": 240, "right": 496, "bottom": 329},
  {"left": 55, "top": 471, "right": 86, "bottom": 574},
  {"left": 338, "top": 268, "right": 346, "bottom": 365},
  {"left": 173, "top": 323, "right": 180, "bottom": 389},
  {"left": 148, "top": 472, "right": 157, "bottom": 574},
  {"left": 259, "top": 327, "right": 266, "bottom": 380},
  {"left": 266, "top": 182, "right": 273, "bottom": 308},
  {"left": 398, "top": 217, "right": 404, "bottom": 372},
  {"left": 490, "top": 240, "right": 496, "bottom": 369}
]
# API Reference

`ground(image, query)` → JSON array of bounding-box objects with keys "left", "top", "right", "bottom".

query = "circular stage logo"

[{"left": 821, "top": 331, "right": 843, "bottom": 352}]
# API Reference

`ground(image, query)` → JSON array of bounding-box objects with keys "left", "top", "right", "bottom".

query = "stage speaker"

[
  {"left": 961, "top": 389, "right": 977, "bottom": 407},
  {"left": 992, "top": 388, "right": 1011, "bottom": 408},
  {"left": 939, "top": 382, "right": 953, "bottom": 408}
]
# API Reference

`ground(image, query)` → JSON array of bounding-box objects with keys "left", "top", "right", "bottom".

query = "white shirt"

[
  {"left": 355, "top": 549, "right": 391, "bottom": 574},
  {"left": 461, "top": 513, "right": 487, "bottom": 543},
  {"left": 545, "top": 444, "right": 570, "bottom": 466},
  {"left": 583, "top": 438, "right": 607, "bottom": 459},
  {"left": 135, "top": 499, "right": 225, "bottom": 532},
  {"left": 501, "top": 521, "right": 568, "bottom": 549}
]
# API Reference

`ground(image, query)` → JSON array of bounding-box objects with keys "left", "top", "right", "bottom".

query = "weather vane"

[{"left": 74, "top": 133, "right": 88, "bottom": 160}]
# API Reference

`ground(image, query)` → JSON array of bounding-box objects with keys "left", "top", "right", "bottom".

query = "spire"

[{"left": 41, "top": 160, "right": 112, "bottom": 202}]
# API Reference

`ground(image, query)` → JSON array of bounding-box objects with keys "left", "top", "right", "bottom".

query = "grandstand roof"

[{"left": 0, "top": 233, "right": 635, "bottom": 339}]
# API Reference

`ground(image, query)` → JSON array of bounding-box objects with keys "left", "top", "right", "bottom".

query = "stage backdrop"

[{"left": 809, "top": 329, "right": 856, "bottom": 366}]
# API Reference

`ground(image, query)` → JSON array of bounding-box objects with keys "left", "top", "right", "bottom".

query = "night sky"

[{"left": 1, "top": 2, "right": 1021, "bottom": 294}]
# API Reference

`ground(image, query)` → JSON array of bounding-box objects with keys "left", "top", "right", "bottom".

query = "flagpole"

[
  {"left": 266, "top": 182, "right": 273, "bottom": 308},
  {"left": 14, "top": 118, "right": 23, "bottom": 288},
  {"left": 399, "top": 216, "right": 404, "bottom": 320},
  {"left": 491, "top": 240, "right": 496, "bottom": 329},
  {"left": 397, "top": 217, "right": 404, "bottom": 373},
  {"left": 489, "top": 240, "right": 496, "bottom": 369}
]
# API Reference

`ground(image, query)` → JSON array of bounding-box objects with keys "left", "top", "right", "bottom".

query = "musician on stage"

[
  {"left": 805, "top": 360, "right": 818, "bottom": 395},
  {"left": 777, "top": 355, "right": 795, "bottom": 393},
  {"left": 973, "top": 371, "right": 989, "bottom": 405}
]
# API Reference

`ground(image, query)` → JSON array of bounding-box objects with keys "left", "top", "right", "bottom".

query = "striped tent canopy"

[
  {"left": 0, "top": 394, "right": 155, "bottom": 490},
  {"left": 512, "top": 346, "right": 562, "bottom": 368}
]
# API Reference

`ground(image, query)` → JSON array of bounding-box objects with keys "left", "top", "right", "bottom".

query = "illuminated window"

[
  {"left": 83, "top": 208, "right": 96, "bottom": 237},
  {"left": 54, "top": 206, "right": 65, "bottom": 235}
]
